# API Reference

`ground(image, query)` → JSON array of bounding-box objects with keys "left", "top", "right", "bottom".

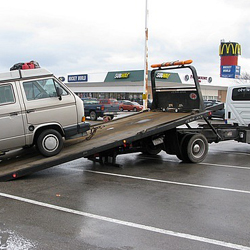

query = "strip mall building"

[
  {"left": 62, "top": 41, "right": 245, "bottom": 103},
  {"left": 64, "top": 69, "right": 239, "bottom": 103}
]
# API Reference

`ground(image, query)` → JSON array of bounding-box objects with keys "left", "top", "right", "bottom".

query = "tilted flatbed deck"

[{"left": 0, "top": 110, "right": 206, "bottom": 181}]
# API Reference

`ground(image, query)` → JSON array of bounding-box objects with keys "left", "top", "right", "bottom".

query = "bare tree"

[{"left": 235, "top": 72, "right": 250, "bottom": 84}]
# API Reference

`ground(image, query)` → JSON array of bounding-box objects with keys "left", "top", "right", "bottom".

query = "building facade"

[{"left": 63, "top": 69, "right": 239, "bottom": 103}]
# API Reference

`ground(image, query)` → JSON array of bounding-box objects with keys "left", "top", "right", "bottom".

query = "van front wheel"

[{"left": 36, "top": 129, "right": 63, "bottom": 157}]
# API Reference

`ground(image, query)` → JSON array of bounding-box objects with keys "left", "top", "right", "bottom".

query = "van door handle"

[
  {"left": 10, "top": 112, "right": 18, "bottom": 116},
  {"left": 26, "top": 109, "right": 36, "bottom": 113}
]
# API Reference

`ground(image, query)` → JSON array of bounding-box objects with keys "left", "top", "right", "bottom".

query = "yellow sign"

[
  {"left": 114, "top": 73, "right": 130, "bottom": 79},
  {"left": 219, "top": 43, "right": 241, "bottom": 56},
  {"left": 156, "top": 73, "right": 171, "bottom": 79}
]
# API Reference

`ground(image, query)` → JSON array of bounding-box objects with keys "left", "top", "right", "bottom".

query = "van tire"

[{"left": 36, "top": 129, "right": 63, "bottom": 157}]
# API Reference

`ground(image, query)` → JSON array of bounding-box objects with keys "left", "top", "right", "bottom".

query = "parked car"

[
  {"left": 119, "top": 101, "right": 143, "bottom": 112},
  {"left": 99, "top": 98, "right": 119, "bottom": 105},
  {"left": 82, "top": 98, "right": 119, "bottom": 120},
  {"left": 204, "top": 100, "right": 225, "bottom": 120},
  {"left": 137, "top": 99, "right": 153, "bottom": 109}
]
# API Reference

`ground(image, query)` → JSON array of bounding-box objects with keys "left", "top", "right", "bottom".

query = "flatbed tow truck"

[{"left": 0, "top": 60, "right": 248, "bottom": 181}]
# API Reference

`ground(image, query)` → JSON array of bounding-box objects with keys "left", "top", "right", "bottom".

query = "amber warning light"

[{"left": 151, "top": 60, "right": 193, "bottom": 68}]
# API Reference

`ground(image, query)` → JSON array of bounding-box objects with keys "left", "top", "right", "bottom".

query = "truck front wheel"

[
  {"left": 179, "top": 134, "right": 208, "bottom": 163},
  {"left": 36, "top": 129, "right": 63, "bottom": 157},
  {"left": 142, "top": 142, "right": 162, "bottom": 155}
]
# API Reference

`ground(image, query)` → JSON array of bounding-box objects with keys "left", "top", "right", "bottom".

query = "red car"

[{"left": 119, "top": 101, "right": 143, "bottom": 112}]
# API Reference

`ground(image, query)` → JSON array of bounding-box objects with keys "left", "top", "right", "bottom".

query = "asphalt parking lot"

[{"left": 1, "top": 134, "right": 250, "bottom": 249}]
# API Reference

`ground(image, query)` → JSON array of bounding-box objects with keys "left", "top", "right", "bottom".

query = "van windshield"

[{"left": 23, "top": 79, "right": 68, "bottom": 101}]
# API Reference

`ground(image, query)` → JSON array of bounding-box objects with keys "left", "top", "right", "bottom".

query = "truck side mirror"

[{"left": 56, "top": 87, "right": 63, "bottom": 100}]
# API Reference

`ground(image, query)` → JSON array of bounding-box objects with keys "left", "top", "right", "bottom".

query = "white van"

[
  {"left": 0, "top": 68, "right": 89, "bottom": 156},
  {"left": 225, "top": 85, "right": 250, "bottom": 126}
]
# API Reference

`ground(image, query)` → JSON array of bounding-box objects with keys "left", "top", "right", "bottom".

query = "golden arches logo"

[{"left": 219, "top": 43, "right": 241, "bottom": 56}]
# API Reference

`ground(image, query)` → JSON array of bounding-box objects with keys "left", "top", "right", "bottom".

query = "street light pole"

[{"left": 143, "top": 0, "right": 149, "bottom": 110}]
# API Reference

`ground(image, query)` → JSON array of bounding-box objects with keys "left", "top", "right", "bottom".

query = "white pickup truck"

[{"left": 225, "top": 85, "right": 250, "bottom": 126}]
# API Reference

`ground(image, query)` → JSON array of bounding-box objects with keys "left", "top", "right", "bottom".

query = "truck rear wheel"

[
  {"left": 36, "top": 129, "right": 63, "bottom": 157},
  {"left": 179, "top": 134, "right": 208, "bottom": 163},
  {"left": 90, "top": 111, "right": 97, "bottom": 121}
]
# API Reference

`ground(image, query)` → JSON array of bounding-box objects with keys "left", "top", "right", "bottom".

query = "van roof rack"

[{"left": 0, "top": 68, "right": 53, "bottom": 82}]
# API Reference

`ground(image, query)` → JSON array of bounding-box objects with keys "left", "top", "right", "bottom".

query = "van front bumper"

[
  {"left": 78, "top": 122, "right": 90, "bottom": 133},
  {"left": 64, "top": 122, "right": 90, "bottom": 139}
]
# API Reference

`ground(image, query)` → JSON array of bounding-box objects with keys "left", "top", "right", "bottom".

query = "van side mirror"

[{"left": 56, "top": 87, "right": 63, "bottom": 100}]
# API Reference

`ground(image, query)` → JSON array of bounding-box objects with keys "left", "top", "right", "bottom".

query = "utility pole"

[{"left": 143, "top": 0, "right": 149, "bottom": 110}]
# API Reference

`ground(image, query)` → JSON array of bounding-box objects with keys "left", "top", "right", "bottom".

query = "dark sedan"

[{"left": 204, "top": 100, "right": 225, "bottom": 120}]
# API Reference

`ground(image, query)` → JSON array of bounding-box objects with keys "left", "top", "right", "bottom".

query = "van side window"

[
  {"left": 23, "top": 79, "right": 68, "bottom": 101},
  {"left": 232, "top": 87, "right": 250, "bottom": 101},
  {"left": 0, "top": 85, "right": 15, "bottom": 105}
]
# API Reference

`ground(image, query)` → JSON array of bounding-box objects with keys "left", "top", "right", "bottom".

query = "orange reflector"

[
  {"left": 82, "top": 116, "right": 86, "bottom": 122},
  {"left": 151, "top": 60, "right": 193, "bottom": 68}
]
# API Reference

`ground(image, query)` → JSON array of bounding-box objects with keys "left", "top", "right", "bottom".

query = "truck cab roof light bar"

[{"left": 151, "top": 59, "right": 193, "bottom": 69}]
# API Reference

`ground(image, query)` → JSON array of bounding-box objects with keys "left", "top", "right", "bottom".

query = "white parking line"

[
  {"left": 85, "top": 170, "right": 250, "bottom": 194},
  {"left": 200, "top": 162, "right": 250, "bottom": 170},
  {"left": 138, "top": 155, "right": 250, "bottom": 169},
  {"left": 0, "top": 192, "right": 249, "bottom": 250}
]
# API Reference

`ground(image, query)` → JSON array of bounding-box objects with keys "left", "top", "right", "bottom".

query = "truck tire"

[
  {"left": 179, "top": 134, "right": 208, "bottom": 163},
  {"left": 36, "top": 129, "right": 63, "bottom": 157},
  {"left": 90, "top": 111, "right": 97, "bottom": 121},
  {"left": 142, "top": 143, "right": 162, "bottom": 155}
]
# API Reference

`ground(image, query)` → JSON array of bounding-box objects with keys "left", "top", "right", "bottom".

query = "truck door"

[
  {"left": 0, "top": 83, "right": 25, "bottom": 151},
  {"left": 20, "top": 78, "right": 77, "bottom": 128}
]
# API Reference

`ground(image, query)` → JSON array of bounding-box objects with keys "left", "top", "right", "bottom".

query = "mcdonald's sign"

[{"left": 219, "top": 42, "right": 241, "bottom": 56}]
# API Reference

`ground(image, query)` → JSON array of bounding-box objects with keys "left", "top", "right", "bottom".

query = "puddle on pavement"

[{"left": 0, "top": 225, "right": 37, "bottom": 250}]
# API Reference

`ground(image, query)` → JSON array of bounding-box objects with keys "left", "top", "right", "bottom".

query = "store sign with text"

[
  {"left": 185, "top": 75, "right": 212, "bottom": 83},
  {"left": 156, "top": 73, "right": 171, "bottom": 79},
  {"left": 68, "top": 74, "right": 88, "bottom": 82},
  {"left": 114, "top": 73, "right": 130, "bottom": 79},
  {"left": 221, "top": 65, "right": 241, "bottom": 78}
]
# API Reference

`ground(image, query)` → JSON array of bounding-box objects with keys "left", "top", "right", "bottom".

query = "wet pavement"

[{"left": 0, "top": 136, "right": 250, "bottom": 249}]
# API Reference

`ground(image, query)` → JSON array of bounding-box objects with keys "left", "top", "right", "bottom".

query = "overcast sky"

[{"left": 0, "top": 0, "right": 249, "bottom": 78}]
